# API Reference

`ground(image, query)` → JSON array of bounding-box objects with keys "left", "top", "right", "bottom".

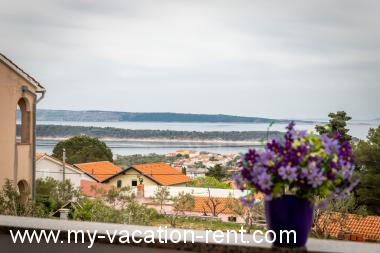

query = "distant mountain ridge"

[
  {"left": 25, "top": 109, "right": 307, "bottom": 123},
  {"left": 21, "top": 124, "right": 283, "bottom": 142}
]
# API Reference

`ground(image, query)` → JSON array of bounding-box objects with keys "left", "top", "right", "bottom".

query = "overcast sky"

[{"left": 1, "top": 0, "right": 379, "bottom": 120}]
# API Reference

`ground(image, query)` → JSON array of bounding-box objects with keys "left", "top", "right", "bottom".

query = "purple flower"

[
  {"left": 308, "top": 171, "right": 325, "bottom": 188},
  {"left": 246, "top": 149, "right": 257, "bottom": 160},
  {"left": 301, "top": 162, "right": 318, "bottom": 180},
  {"left": 240, "top": 197, "right": 256, "bottom": 206},
  {"left": 257, "top": 172, "right": 273, "bottom": 190},
  {"left": 266, "top": 139, "right": 281, "bottom": 153},
  {"left": 278, "top": 165, "right": 298, "bottom": 181},
  {"left": 259, "top": 150, "right": 276, "bottom": 167},
  {"left": 251, "top": 165, "right": 265, "bottom": 177},
  {"left": 340, "top": 163, "right": 354, "bottom": 180},
  {"left": 237, "top": 122, "right": 357, "bottom": 203},
  {"left": 285, "top": 121, "right": 296, "bottom": 141},
  {"left": 289, "top": 129, "right": 308, "bottom": 140},
  {"left": 233, "top": 174, "right": 245, "bottom": 191},
  {"left": 321, "top": 134, "right": 340, "bottom": 155},
  {"left": 286, "top": 121, "right": 295, "bottom": 131}
]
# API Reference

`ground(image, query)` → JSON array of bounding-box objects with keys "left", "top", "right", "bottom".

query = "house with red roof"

[
  {"left": 36, "top": 153, "right": 96, "bottom": 187},
  {"left": 74, "top": 161, "right": 123, "bottom": 182},
  {"left": 102, "top": 162, "right": 191, "bottom": 189}
]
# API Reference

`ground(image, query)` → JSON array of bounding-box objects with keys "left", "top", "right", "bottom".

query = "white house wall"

[
  {"left": 36, "top": 159, "right": 91, "bottom": 188},
  {"left": 143, "top": 186, "right": 249, "bottom": 198}
]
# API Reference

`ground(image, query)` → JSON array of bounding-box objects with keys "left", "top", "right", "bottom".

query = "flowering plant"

[{"left": 235, "top": 122, "right": 356, "bottom": 204}]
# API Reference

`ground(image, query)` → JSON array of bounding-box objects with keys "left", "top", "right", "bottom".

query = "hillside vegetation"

[
  {"left": 18, "top": 124, "right": 283, "bottom": 141},
  {"left": 19, "top": 109, "right": 300, "bottom": 123}
]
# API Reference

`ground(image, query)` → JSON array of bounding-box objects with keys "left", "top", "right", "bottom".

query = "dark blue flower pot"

[{"left": 265, "top": 195, "right": 313, "bottom": 248}]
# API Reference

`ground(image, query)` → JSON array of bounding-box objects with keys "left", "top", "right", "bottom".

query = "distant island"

[
  {"left": 20, "top": 124, "right": 284, "bottom": 143},
  {"left": 23, "top": 109, "right": 310, "bottom": 123}
]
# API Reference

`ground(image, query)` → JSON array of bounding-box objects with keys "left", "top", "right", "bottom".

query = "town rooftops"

[
  {"left": 103, "top": 162, "right": 191, "bottom": 186},
  {"left": 322, "top": 212, "right": 380, "bottom": 241},
  {"left": 74, "top": 161, "right": 123, "bottom": 182},
  {"left": 132, "top": 162, "right": 191, "bottom": 186},
  {"left": 0, "top": 53, "right": 45, "bottom": 90}
]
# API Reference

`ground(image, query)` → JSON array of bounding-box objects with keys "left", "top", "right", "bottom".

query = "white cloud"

[{"left": 0, "top": 0, "right": 379, "bottom": 119}]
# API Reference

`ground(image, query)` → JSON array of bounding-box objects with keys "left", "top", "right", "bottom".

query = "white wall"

[
  {"left": 36, "top": 158, "right": 93, "bottom": 188},
  {"left": 143, "top": 185, "right": 249, "bottom": 198}
]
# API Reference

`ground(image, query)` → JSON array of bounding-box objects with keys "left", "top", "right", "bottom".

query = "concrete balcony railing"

[{"left": 0, "top": 215, "right": 379, "bottom": 253}]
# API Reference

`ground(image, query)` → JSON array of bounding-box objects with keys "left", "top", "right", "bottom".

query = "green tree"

[
  {"left": 153, "top": 186, "right": 170, "bottom": 214},
  {"left": 114, "top": 153, "right": 181, "bottom": 167},
  {"left": 206, "top": 164, "right": 227, "bottom": 181},
  {"left": 188, "top": 176, "right": 231, "bottom": 189},
  {"left": 123, "top": 199, "right": 159, "bottom": 225},
  {"left": 36, "top": 178, "right": 80, "bottom": 214},
  {"left": 194, "top": 161, "right": 205, "bottom": 168},
  {"left": 353, "top": 126, "right": 380, "bottom": 215},
  {"left": 74, "top": 184, "right": 157, "bottom": 225},
  {"left": 52, "top": 135, "right": 113, "bottom": 164},
  {"left": 72, "top": 198, "right": 123, "bottom": 223},
  {"left": 164, "top": 191, "right": 195, "bottom": 227},
  {"left": 226, "top": 197, "right": 265, "bottom": 233},
  {"left": 0, "top": 179, "right": 45, "bottom": 217},
  {"left": 315, "top": 111, "right": 352, "bottom": 143}
]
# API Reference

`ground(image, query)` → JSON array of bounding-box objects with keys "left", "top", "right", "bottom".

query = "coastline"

[{"left": 36, "top": 136, "right": 265, "bottom": 146}]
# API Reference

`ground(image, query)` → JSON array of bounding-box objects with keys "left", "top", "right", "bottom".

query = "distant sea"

[{"left": 36, "top": 120, "right": 378, "bottom": 156}]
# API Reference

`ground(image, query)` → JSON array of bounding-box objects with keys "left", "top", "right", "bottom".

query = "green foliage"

[
  {"left": 114, "top": 153, "right": 180, "bottom": 168},
  {"left": 226, "top": 156, "right": 240, "bottom": 168},
  {"left": 36, "top": 178, "right": 80, "bottom": 214},
  {"left": 36, "top": 124, "right": 283, "bottom": 142},
  {"left": 225, "top": 197, "right": 265, "bottom": 233},
  {"left": 72, "top": 198, "right": 123, "bottom": 223},
  {"left": 315, "top": 111, "right": 352, "bottom": 143},
  {"left": 206, "top": 164, "right": 227, "bottom": 181},
  {"left": 73, "top": 185, "right": 157, "bottom": 225},
  {"left": 163, "top": 191, "right": 195, "bottom": 227},
  {"left": 0, "top": 179, "right": 45, "bottom": 217},
  {"left": 52, "top": 135, "right": 113, "bottom": 164},
  {"left": 194, "top": 161, "right": 205, "bottom": 168},
  {"left": 123, "top": 199, "right": 160, "bottom": 225},
  {"left": 153, "top": 186, "right": 170, "bottom": 214},
  {"left": 34, "top": 109, "right": 284, "bottom": 123},
  {"left": 353, "top": 125, "right": 380, "bottom": 215},
  {"left": 188, "top": 176, "right": 231, "bottom": 189},
  {"left": 172, "top": 192, "right": 195, "bottom": 214}
]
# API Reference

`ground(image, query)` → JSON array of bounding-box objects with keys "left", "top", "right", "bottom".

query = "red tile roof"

[
  {"left": 191, "top": 193, "right": 263, "bottom": 215},
  {"left": 80, "top": 180, "right": 114, "bottom": 198},
  {"left": 191, "top": 196, "right": 236, "bottom": 215},
  {"left": 75, "top": 161, "right": 122, "bottom": 182},
  {"left": 132, "top": 162, "right": 191, "bottom": 186},
  {"left": 321, "top": 212, "right": 380, "bottom": 241}
]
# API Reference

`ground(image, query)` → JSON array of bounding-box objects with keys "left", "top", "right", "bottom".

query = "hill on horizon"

[{"left": 22, "top": 109, "right": 308, "bottom": 123}]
